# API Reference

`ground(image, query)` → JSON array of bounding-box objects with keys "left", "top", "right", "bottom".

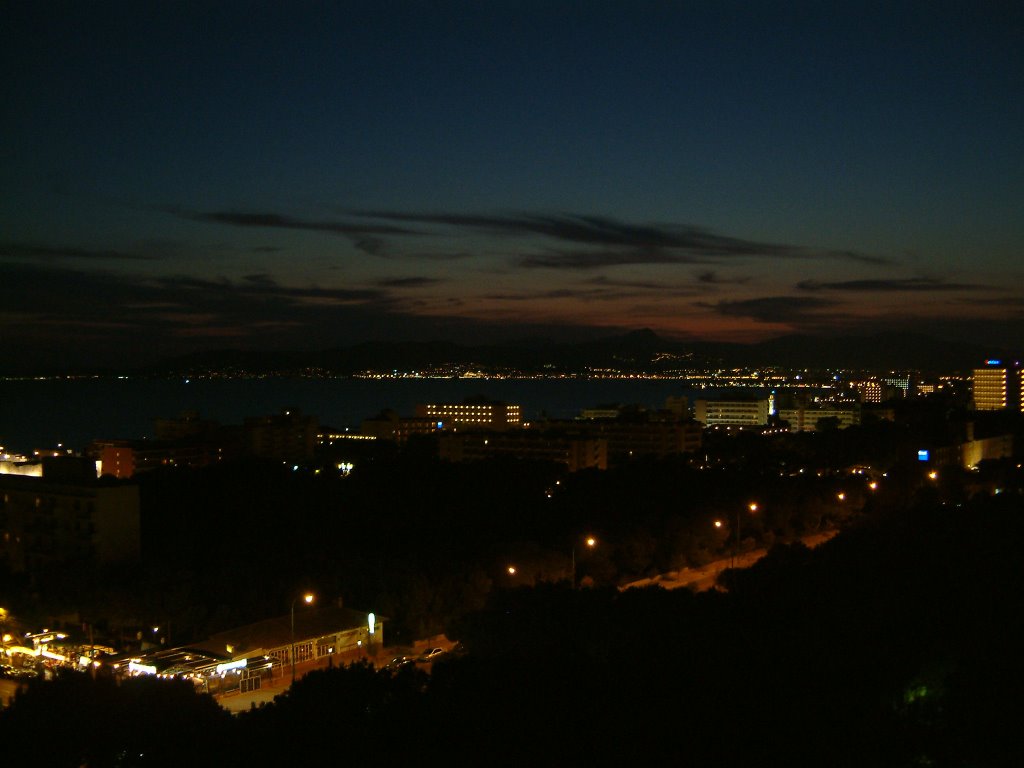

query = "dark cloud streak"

[
  {"left": 173, "top": 209, "right": 420, "bottom": 237},
  {"left": 354, "top": 210, "right": 889, "bottom": 268},
  {"left": 0, "top": 242, "right": 156, "bottom": 261},
  {"left": 798, "top": 277, "right": 988, "bottom": 292},
  {"left": 708, "top": 295, "right": 842, "bottom": 324}
]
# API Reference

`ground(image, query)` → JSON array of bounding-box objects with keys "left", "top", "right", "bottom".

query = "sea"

[{"left": 0, "top": 376, "right": 701, "bottom": 453}]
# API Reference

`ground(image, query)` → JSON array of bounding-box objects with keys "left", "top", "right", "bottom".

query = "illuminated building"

[
  {"left": 90, "top": 439, "right": 225, "bottom": 479},
  {"left": 971, "top": 360, "right": 1023, "bottom": 412},
  {"left": 694, "top": 398, "right": 770, "bottom": 427},
  {"left": 126, "top": 605, "right": 384, "bottom": 696},
  {"left": 360, "top": 410, "right": 442, "bottom": 443},
  {"left": 855, "top": 380, "right": 883, "bottom": 403},
  {"left": 777, "top": 404, "right": 861, "bottom": 432},
  {"left": 882, "top": 375, "right": 912, "bottom": 397},
  {"left": 196, "top": 605, "right": 384, "bottom": 672},
  {"left": 0, "top": 461, "right": 140, "bottom": 574},
  {"left": 931, "top": 422, "right": 1014, "bottom": 469},
  {"left": 415, "top": 398, "right": 522, "bottom": 430}
]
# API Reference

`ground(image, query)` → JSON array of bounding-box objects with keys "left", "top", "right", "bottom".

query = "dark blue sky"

[{"left": 2, "top": 2, "right": 1022, "bottom": 369}]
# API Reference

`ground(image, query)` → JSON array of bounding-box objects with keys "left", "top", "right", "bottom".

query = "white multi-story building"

[
  {"left": 972, "top": 360, "right": 1022, "bottom": 412},
  {"left": 415, "top": 399, "right": 522, "bottom": 430},
  {"left": 694, "top": 398, "right": 769, "bottom": 427},
  {"left": 777, "top": 404, "right": 861, "bottom": 432}
]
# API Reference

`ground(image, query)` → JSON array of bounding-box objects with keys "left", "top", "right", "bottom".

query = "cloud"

[
  {"left": 518, "top": 248, "right": 689, "bottom": 270},
  {"left": 584, "top": 276, "right": 672, "bottom": 290},
  {"left": 481, "top": 287, "right": 646, "bottom": 302},
  {"left": 353, "top": 210, "right": 888, "bottom": 268},
  {"left": 797, "top": 277, "right": 988, "bottom": 292},
  {"left": 697, "top": 270, "right": 751, "bottom": 285},
  {"left": 819, "top": 250, "right": 891, "bottom": 266},
  {"left": 377, "top": 276, "right": 443, "bottom": 288},
  {"left": 708, "top": 295, "right": 842, "bottom": 324},
  {"left": 154, "top": 273, "right": 388, "bottom": 304},
  {"left": 0, "top": 261, "right": 625, "bottom": 372},
  {"left": 0, "top": 242, "right": 155, "bottom": 260},
  {"left": 175, "top": 207, "right": 889, "bottom": 268},
  {"left": 176, "top": 209, "right": 419, "bottom": 237},
  {"left": 351, "top": 236, "right": 389, "bottom": 257}
]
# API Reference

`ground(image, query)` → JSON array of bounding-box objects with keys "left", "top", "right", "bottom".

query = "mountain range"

[{"left": 138, "top": 330, "right": 1003, "bottom": 376}]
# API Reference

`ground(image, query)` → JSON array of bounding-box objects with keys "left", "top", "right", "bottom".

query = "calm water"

[{"left": 0, "top": 376, "right": 697, "bottom": 452}]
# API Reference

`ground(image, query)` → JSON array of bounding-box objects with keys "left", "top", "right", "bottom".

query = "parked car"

[
  {"left": 0, "top": 663, "right": 38, "bottom": 679},
  {"left": 415, "top": 647, "right": 445, "bottom": 663},
  {"left": 384, "top": 655, "right": 415, "bottom": 670}
]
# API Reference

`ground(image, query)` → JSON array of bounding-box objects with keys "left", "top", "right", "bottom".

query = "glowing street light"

[
  {"left": 290, "top": 592, "right": 315, "bottom": 685},
  {"left": 571, "top": 535, "right": 597, "bottom": 589},
  {"left": 507, "top": 565, "right": 516, "bottom": 576},
  {"left": 713, "top": 520, "right": 723, "bottom": 529},
  {"left": 731, "top": 502, "right": 759, "bottom": 572}
]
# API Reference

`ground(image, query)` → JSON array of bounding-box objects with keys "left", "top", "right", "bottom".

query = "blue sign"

[{"left": 917, "top": 450, "right": 929, "bottom": 462}]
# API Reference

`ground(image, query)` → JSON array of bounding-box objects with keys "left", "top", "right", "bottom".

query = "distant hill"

[{"left": 135, "top": 330, "right": 1001, "bottom": 376}]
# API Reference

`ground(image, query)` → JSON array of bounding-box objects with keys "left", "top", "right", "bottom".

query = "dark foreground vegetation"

[{"left": 2, "top": 493, "right": 1022, "bottom": 766}]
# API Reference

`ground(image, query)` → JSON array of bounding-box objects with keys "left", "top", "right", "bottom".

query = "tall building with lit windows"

[
  {"left": 415, "top": 398, "right": 522, "bottom": 430},
  {"left": 971, "top": 360, "right": 1023, "bottom": 412},
  {"left": 694, "top": 397, "right": 769, "bottom": 427}
]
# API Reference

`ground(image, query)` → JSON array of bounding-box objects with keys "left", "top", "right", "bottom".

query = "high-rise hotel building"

[
  {"left": 971, "top": 360, "right": 1023, "bottom": 412},
  {"left": 415, "top": 398, "right": 522, "bottom": 430}
]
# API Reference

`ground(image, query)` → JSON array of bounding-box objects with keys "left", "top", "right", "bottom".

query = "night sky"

[{"left": 3, "top": 2, "right": 1022, "bottom": 370}]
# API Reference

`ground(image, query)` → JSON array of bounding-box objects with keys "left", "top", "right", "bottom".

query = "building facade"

[
  {"left": 694, "top": 398, "right": 770, "bottom": 427},
  {"left": 972, "top": 360, "right": 1023, "bottom": 412},
  {"left": 0, "top": 471, "right": 140, "bottom": 573},
  {"left": 244, "top": 409, "right": 319, "bottom": 461},
  {"left": 777, "top": 404, "right": 861, "bottom": 432},
  {"left": 415, "top": 398, "right": 522, "bottom": 430}
]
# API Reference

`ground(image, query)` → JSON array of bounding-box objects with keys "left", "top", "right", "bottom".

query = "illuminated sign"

[
  {"left": 368, "top": 612, "right": 376, "bottom": 635},
  {"left": 986, "top": 359, "right": 1001, "bottom": 365},
  {"left": 215, "top": 659, "right": 247, "bottom": 674},
  {"left": 917, "top": 450, "right": 930, "bottom": 462},
  {"left": 128, "top": 661, "right": 157, "bottom": 675}
]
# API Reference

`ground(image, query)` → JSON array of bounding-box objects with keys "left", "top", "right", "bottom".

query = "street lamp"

[
  {"left": 571, "top": 536, "right": 597, "bottom": 589},
  {"left": 290, "top": 592, "right": 314, "bottom": 685},
  {"left": 732, "top": 503, "right": 758, "bottom": 572}
]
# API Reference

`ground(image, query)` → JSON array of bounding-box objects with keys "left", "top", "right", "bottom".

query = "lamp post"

[
  {"left": 290, "top": 593, "right": 314, "bottom": 685},
  {"left": 733, "top": 503, "right": 757, "bottom": 572},
  {"left": 571, "top": 536, "right": 596, "bottom": 589}
]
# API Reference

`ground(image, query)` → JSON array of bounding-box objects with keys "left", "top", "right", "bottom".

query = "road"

[
  {"left": 0, "top": 676, "right": 26, "bottom": 708},
  {"left": 620, "top": 530, "right": 838, "bottom": 593}
]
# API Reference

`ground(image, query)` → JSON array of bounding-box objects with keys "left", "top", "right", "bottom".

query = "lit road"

[
  {"left": 621, "top": 531, "right": 838, "bottom": 593},
  {"left": 0, "top": 677, "right": 22, "bottom": 708}
]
